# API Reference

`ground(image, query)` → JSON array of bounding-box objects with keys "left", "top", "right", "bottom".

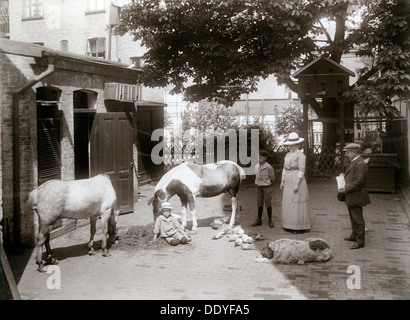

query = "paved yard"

[{"left": 8, "top": 180, "right": 410, "bottom": 300}]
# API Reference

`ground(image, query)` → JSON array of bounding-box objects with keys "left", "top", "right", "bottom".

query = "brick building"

[
  {"left": 8, "top": 0, "right": 164, "bottom": 102},
  {"left": 0, "top": 38, "right": 165, "bottom": 249}
]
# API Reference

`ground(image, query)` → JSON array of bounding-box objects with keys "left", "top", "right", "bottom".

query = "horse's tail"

[
  {"left": 233, "top": 163, "right": 246, "bottom": 181},
  {"left": 28, "top": 188, "right": 38, "bottom": 207},
  {"left": 28, "top": 188, "right": 39, "bottom": 214}
]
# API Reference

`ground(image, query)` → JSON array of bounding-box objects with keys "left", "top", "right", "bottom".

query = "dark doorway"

[
  {"left": 137, "top": 106, "right": 165, "bottom": 182},
  {"left": 73, "top": 89, "right": 97, "bottom": 180},
  {"left": 74, "top": 112, "right": 95, "bottom": 180}
]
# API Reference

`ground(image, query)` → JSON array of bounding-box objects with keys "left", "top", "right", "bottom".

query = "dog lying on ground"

[{"left": 255, "top": 238, "right": 333, "bottom": 265}]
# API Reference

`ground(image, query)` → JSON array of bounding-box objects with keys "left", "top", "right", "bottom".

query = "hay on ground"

[{"left": 114, "top": 223, "right": 168, "bottom": 251}]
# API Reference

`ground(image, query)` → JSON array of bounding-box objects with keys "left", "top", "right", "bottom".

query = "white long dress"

[{"left": 281, "top": 149, "right": 311, "bottom": 230}]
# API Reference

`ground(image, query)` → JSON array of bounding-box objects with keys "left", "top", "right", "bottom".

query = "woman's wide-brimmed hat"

[{"left": 283, "top": 132, "right": 304, "bottom": 145}]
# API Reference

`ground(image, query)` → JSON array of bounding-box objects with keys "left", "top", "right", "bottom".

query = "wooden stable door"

[{"left": 90, "top": 113, "right": 133, "bottom": 213}]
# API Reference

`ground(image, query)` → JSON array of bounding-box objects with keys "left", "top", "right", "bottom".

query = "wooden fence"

[{"left": 163, "top": 143, "right": 342, "bottom": 181}]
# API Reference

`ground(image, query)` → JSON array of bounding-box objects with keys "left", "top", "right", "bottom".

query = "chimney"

[{"left": 60, "top": 40, "right": 68, "bottom": 52}]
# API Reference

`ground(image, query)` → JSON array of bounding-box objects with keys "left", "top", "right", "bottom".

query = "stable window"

[
  {"left": 0, "top": 5, "right": 9, "bottom": 35},
  {"left": 87, "top": 37, "right": 105, "bottom": 58},
  {"left": 23, "top": 0, "right": 43, "bottom": 20}
]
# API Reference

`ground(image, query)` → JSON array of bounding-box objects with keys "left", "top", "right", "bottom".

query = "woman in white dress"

[{"left": 280, "top": 132, "right": 311, "bottom": 233}]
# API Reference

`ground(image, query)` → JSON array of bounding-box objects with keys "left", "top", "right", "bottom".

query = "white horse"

[
  {"left": 28, "top": 174, "right": 120, "bottom": 272},
  {"left": 148, "top": 160, "right": 246, "bottom": 232}
]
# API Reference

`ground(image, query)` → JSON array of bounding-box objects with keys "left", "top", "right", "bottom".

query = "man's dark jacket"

[{"left": 344, "top": 156, "right": 371, "bottom": 207}]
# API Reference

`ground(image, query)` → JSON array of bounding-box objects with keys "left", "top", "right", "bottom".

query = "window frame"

[
  {"left": 86, "top": 37, "right": 106, "bottom": 59},
  {"left": 22, "top": 0, "right": 43, "bottom": 21},
  {"left": 86, "top": 0, "right": 106, "bottom": 14}
]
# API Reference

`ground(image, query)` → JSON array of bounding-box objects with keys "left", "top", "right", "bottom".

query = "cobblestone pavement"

[{"left": 8, "top": 180, "right": 410, "bottom": 300}]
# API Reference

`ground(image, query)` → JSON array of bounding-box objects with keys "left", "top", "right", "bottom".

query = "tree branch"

[
  {"left": 352, "top": 67, "right": 379, "bottom": 87},
  {"left": 318, "top": 21, "right": 333, "bottom": 44},
  {"left": 283, "top": 76, "right": 299, "bottom": 93},
  {"left": 330, "top": 11, "right": 347, "bottom": 63}
]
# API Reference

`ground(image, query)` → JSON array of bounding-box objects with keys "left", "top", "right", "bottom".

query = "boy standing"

[{"left": 252, "top": 150, "right": 275, "bottom": 228}]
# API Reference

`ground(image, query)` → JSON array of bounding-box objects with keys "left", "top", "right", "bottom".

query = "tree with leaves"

[
  {"left": 116, "top": 0, "right": 410, "bottom": 148},
  {"left": 181, "top": 101, "right": 238, "bottom": 132},
  {"left": 275, "top": 104, "right": 304, "bottom": 137}
]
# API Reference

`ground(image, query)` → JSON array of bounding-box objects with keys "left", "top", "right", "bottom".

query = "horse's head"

[
  {"left": 147, "top": 189, "right": 167, "bottom": 221},
  {"left": 108, "top": 209, "right": 120, "bottom": 243}
]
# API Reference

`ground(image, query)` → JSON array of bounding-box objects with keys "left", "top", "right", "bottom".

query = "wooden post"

[
  {"left": 303, "top": 98, "right": 310, "bottom": 181},
  {"left": 340, "top": 99, "right": 345, "bottom": 172},
  {"left": 1, "top": 243, "right": 21, "bottom": 300}
]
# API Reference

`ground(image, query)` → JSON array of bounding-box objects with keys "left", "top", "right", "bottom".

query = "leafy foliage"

[
  {"left": 275, "top": 104, "right": 304, "bottom": 137},
  {"left": 115, "top": 0, "right": 410, "bottom": 116},
  {"left": 181, "top": 101, "right": 238, "bottom": 132},
  {"left": 344, "top": 0, "right": 410, "bottom": 116}
]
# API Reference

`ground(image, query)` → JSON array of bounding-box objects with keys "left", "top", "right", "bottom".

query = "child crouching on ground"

[{"left": 153, "top": 202, "right": 192, "bottom": 246}]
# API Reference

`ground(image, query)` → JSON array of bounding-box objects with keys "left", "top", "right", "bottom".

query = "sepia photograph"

[{"left": 1, "top": 0, "right": 409, "bottom": 308}]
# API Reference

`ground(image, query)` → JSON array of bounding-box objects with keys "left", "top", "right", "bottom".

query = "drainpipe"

[{"left": 11, "top": 55, "right": 55, "bottom": 250}]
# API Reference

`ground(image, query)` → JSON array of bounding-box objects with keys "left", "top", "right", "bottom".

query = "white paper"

[{"left": 336, "top": 174, "right": 345, "bottom": 190}]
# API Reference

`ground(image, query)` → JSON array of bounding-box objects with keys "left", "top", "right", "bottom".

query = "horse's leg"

[
  {"left": 36, "top": 223, "right": 53, "bottom": 272},
  {"left": 88, "top": 216, "right": 98, "bottom": 255},
  {"left": 181, "top": 205, "right": 188, "bottom": 230},
  {"left": 188, "top": 195, "right": 198, "bottom": 233},
  {"left": 100, "top": 211, "right": 111, "bottom": 257},
  {"left": 45, "top": 235, "right": 59, "bottom": 265},
  {"left": 228, "top": 195, "right": 238, "bottom": 228}
]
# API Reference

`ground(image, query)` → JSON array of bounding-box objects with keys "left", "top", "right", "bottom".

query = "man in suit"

[{"left": 338, "top": 143, "right": 371, "bottom": 249}]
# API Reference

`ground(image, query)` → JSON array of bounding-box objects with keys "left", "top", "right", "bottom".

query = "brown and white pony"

[{"left": 148, "top": 160, "right": 246, "bottom": 232}]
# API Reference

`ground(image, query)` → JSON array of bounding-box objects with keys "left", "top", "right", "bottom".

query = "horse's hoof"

[
  {"left": 50, "top": 258, "right": 59, "bottom": 265},
  {"left": 190, "top": 230, "right": 198, "bottom": 235},
  {"left": 37, "top": 265, "right": 47, "bottom": 273},
  {"left": 102, "top": 252, "right": 111, "bottom": 257}
]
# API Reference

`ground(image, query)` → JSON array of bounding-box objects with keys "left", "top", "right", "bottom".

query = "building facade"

[
  {"left": 0, "top": 36, "right": 165, "bottom": 249},
  {"left": 8, "top": 0, "right": 164, "bottom": 102}
]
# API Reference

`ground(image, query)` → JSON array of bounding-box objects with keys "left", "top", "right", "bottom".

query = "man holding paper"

[{"left": 338, "top": 143, "right": 371, "bottom": 249}]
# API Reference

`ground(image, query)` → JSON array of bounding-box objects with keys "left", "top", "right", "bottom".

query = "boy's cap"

[
  {"left": 343, "top": 143, "right": 361, "bottom": 151},
  {"left": 160, "top": 202, "right": 172, "bottom": 210},
  {"left": 259, "top": 150, "right": 269, "bottom": 157}
]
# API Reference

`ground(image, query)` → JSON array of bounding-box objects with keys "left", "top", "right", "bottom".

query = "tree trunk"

[
  {"left": 321, "top": 98, "right": 339, "bottom": 149},
  {"left": 318, "top": 98, "right": 340, "bottom": 176}
]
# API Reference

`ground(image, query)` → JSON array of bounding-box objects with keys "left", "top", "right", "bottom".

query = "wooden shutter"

[{"left": 37, "top": 105, "right": 62, "bottom": 185}]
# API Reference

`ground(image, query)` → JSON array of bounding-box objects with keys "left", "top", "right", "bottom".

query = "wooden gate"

[
  {"left": 136, "top": 107, "right": 164, "bottom": 182},
  {"left": 90, "top": 113, "right": 134, "bottom": 213}
]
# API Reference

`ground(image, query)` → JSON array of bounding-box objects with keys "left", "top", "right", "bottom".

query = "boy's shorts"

[
  {"left": 256, "top": 185, "right": 273, "bottom": 207},
  {"left": 165, "top": 231, "right": 186, "bottom": 244}
]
